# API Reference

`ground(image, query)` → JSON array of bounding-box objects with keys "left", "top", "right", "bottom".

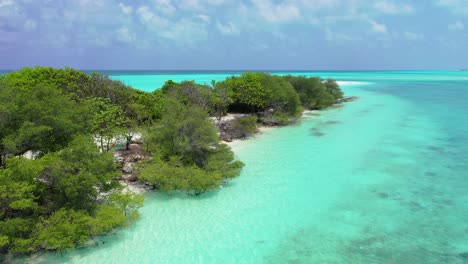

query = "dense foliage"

[
  {"left": 0, "top": 137, "right": 143, "bottom": 254},
  {"left": 0, "top": 67, "right": 165, "bottom": 165},
  {"left": 281, "top": 75, "right": 344, "bottom": 109},
  {"left": 140, "top": 100, "right": 244, "bottom": 194},
  {"left": 211, "top": 72, "right": 343, "bottom": 124}
]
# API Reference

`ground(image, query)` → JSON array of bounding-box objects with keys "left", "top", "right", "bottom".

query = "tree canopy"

[
  {"left": 0, "top": 136, "right": 143, "bottom": 254},
  {"left": 140, "top": 100, "right": 244, "bottom": 194}
]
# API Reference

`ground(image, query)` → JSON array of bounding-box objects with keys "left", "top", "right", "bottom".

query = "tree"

[
  {"left": 261, "top": 74, "right": 303, "bottom": 119},
  {"left": 217, "top": 73, "right": 303, "bottom": 124},
  {"left": 0, "top": 83, "right": 91, "bottom": 163},
  {"left": 224, "top": 72, "right": 270, "bottom": 113},
  {"left": 0, "top": 136, "right": 141, "bottom": 254},
  {"left": 88, "top": 98, "right": 126, "bottom": 152},
  {"left": 146, "top": 99, "right": 219, "bottom": 166},
  {"left": 162, "top": 80, "right": 213, "bottom": 112},
  {"left": 324, "top": 79, "right": 344, "bottom": 100},
  {"left": 283, "top": 75, "right": 343, "bottom": 110},
  {"left": 211, "top": 81, "right": 233, "bottom": 120},
  {"left": 141, "top": 100, "right": 244, "bottom": 194},
  {"left": 38, "top": 136, "right": 118, "bottom": 213},
  {"left": 33, "top": 209, "right": 92, "bottom": 252},
  {"left": 232, "top": 116, "right": 258, "bottom": 138}
]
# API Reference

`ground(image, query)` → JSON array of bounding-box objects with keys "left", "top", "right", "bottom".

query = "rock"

[
  {"left": 121, "top": 181, "right": 153, "bottom": 193},
  {"left": 127, "top": 143, "right": 142, "bottom": 151},
  {"left": 335, "top": 96, "right": 358, "bottom": 104},
  {"left": 212, "top": 113, "right": 256, "bottom": 142},
  {"left": 122, "top": 174, "right": 138, "bottom": 182},
  {"left": 122, "top": 163, "right": 133, "bottom": 174},
  {"left": 125, "top": 154, "right": 144, "bottom": 163}
]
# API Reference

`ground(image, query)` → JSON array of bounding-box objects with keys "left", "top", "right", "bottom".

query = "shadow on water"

[
  {"left": 309, "top": 128, "right": 326, "bottom": 137},
  {"left": 149, "top": 186, "right": 229, "bottom": 202}
]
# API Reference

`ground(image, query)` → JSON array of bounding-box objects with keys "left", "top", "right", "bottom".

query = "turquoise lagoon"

[{"left": 27, "top": 71, "right": 468, "bottom": 263}]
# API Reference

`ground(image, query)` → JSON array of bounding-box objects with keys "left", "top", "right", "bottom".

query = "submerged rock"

[{"left": 335, "top": 96, "right": 358, "bottom": 104}]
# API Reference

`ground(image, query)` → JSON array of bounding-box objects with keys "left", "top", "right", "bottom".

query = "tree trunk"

[{"left": 100, "top": 137, "right": 104, "bottom": 153}]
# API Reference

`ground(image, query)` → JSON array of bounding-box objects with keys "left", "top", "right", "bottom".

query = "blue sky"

[{"left": 0, "top": 0, "right": 467, "bottom": 70}]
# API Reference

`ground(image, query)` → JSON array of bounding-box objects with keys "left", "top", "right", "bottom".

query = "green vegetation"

[
  {"left": 0, "top": 67, "right": 343, "bottom": 256},
  {"left": 0, "top": 137, "right": 143, "bottom": 254},
  {"left": 140, "top": 100, "right": 244, "bottom": 194},
  {"left": 281, "top": 75, "right": 344, "bottom": 109},
  {"left": 215, "top": 72, "right": 343, "bottom": 125},
  {"left": 233, "top": 116, "right": 258, "bottom": 138},
  {"left": 221, "top": 72, "right": 304, "bottom": 123}
]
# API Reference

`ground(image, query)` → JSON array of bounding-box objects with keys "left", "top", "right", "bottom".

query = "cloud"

[
  {"left": 116, "top": 26, "right": 135, "bottom": 43},
  {"left": 152, "top": 0, "right": 176, "bottom": 15},
  {"left": 0, "top": 0, "right": 15, "bottom": 8},
  {"left": 374, "top": 1, "right": 413, "bottom": 14},
  {"left": 118, "top": 3, "right": 133, "bottom": 14},
  {"left": 216, "top": 21, "right": 239, "bottom": 34},
  {"left": 324, "top": 28, "right": 357, "bottom": 42},
  {"left": 137, "top": 6, "right": 169, "bottom": 27},
  {"left": 159, "top": 18, "right": 208, "bottom": 44},
  {"left": 435, "top": 0, "right": 468, "bottom": 15},
  {"left": 197, "top": 14, "right": 211, "bottom": 23},
  {"left": 178, "top": 0, "right": 224, "bottom": 11},
  {"left": 300, "top": 0, "right": 339, "bottom": 10},
  {"left": 24, "top": 19, "right": 37, "bottom": 31},
  {"left": 404, "top": 31, "right": 423, "bottom": 41},
  {"left": 251, "top": 0, "right": 301, "bottom": 23},
  {"left": 448, "top": 21, "right": 464, "bottom": 30},
  {"left": 369, "top": 20, "right": 388, "bottom": 34}
]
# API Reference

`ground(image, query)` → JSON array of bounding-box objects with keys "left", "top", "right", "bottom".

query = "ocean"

[{"left": 18, "top": 71, "right": 468, "bottom": 263}]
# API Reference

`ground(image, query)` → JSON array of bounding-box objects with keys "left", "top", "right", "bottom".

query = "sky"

[{"left": 0, "top": 0, "right": 467, "bottom": 70}]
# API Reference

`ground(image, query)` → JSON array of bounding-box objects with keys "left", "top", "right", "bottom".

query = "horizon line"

[{"left": 1, "top": 68, "right": 466, "bottom": 72}]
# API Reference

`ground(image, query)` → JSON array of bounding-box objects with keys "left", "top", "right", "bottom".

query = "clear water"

[
  {"left": 21, "top": 71, "right": 468, "bottom": 263},
  {"left": 106, "top": 70, "right": 468, "bottom": 91}
]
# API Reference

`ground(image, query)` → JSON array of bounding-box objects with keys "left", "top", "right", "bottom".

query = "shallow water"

[
  {"left": 107, "top": 70, "right": 468, "bottom": 91},
  {"left": 23, "top": 71, "right": 468, "bottom": 263}
]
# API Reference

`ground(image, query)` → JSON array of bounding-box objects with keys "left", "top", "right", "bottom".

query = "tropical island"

[{"left": 0, "top": 67, "right": 347, "bottom": 257}]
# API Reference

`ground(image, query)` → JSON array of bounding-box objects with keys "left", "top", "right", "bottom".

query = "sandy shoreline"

[
  {"left": 337, "top": 81, "right": 371, "bottom": 86},
  {"left": 222, "top": 109, "right": 321, "bottom": 147}
]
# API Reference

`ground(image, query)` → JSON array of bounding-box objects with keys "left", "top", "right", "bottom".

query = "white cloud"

[
  {"left": 118, "top": 3, "right": 133, "bottom": 14},
  {"left": 251, "top": 0, "right": 301, "bottom": 23},
  {"left": 404, "top": 31, "right": 423, "bottom": 41},
  {"left": 300, "top": 0, "right": 339, "bottom": 10},
  {"left": 137, "top": 6, "right": 169, "bottom": 27},
  {"left": 116, "top": 27, "right": 135, "bottom": 43},
  {"left": 0, "top": 0, "right": 15, "bottom": 8},
  {"left": 159, "top": 18, "right": 208, "bottom": 44},
  {"left": 216, "top": 21, "right": 239, "bottom": 34},
  {"left": 24, "top": 19, "right": 37, "bottom": 31},
  {"left": 369, "top": 20, "right": 388, "bottom": 34},
  {"left": 374, "top": 1, "right": 413, "bottom": 14},
  {"left": 178, "top": 0, "right": 224, "bottom": 11},
  {"left": 448, "top": 21, "right": 464, "bottom": 31},
  {"left": 435, "top": 0, "right": 468, "bottom": 15},
  {"left": 324, "top": 28, "right": 357, "bottom": 42},
  {"left": 197, "top": 14, "right": 211, "bottom": 23},
  {"left": 152, "top": 0, "right": 176, "bottom": 15}
]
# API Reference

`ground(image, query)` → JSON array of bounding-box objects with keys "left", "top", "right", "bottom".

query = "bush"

[
  {"left": 141, "top": 100, "right": 244, "bottom": 194},
  {"left": 282, "top": 75, "right": 343, "bottom": 110},
  {"left": 233, "top": 116, "right": 258, "bottom": 138}
]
